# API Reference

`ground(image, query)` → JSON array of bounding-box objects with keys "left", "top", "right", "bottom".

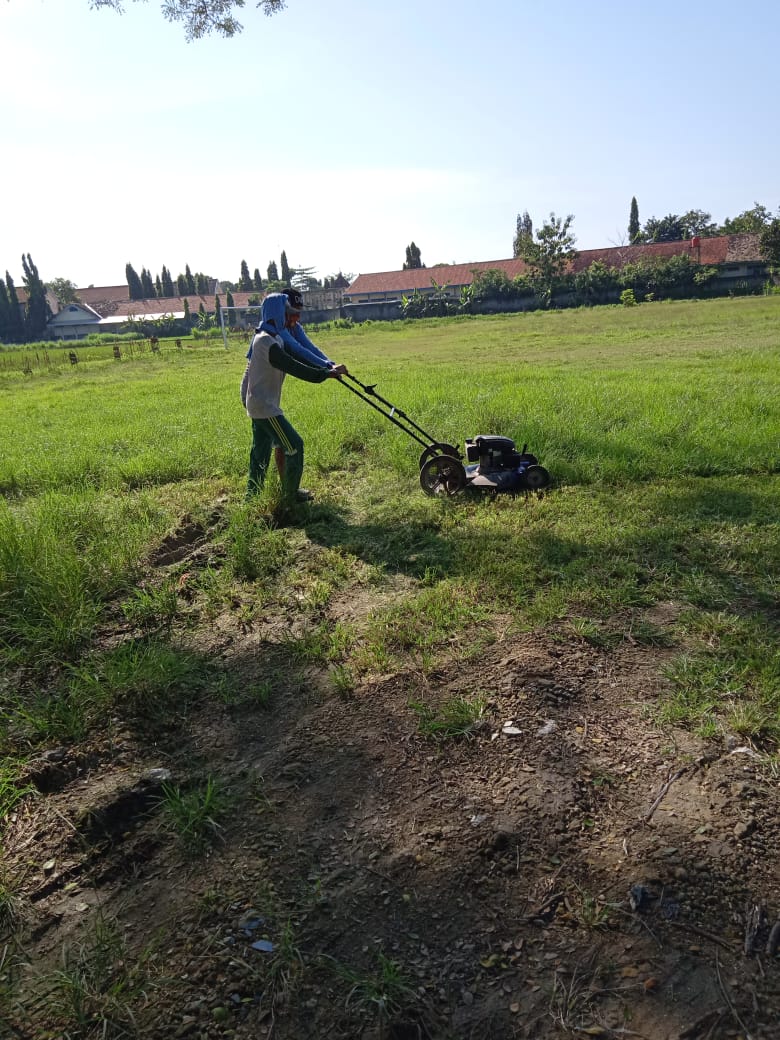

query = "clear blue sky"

[{"left": 2, "top": 0, "right": 778, "bottom": 288}]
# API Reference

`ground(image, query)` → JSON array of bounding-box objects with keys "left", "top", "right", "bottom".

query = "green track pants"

[{"left": 247, "top": 414, "right": 304, "bottom": 500}]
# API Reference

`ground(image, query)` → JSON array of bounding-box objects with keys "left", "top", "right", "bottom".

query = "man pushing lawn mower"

[{"left": 241, "top": 290, "right": 348, "bottom": 503}]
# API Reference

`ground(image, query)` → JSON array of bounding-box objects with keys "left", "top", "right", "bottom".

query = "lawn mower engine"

[
  {"left": 464, "top": 435, "right": 550, "bottom": 494},
  {"left": 418, "top": 435, "right": 551, "bottom": 497}
]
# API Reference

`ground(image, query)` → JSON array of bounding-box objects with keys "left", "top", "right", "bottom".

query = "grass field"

[
  {"left": 2, "top": 294, "right": 779, "bottom": 1038},
  {"left": 1, "top": 295, "right": 778, "bottom": 739}
]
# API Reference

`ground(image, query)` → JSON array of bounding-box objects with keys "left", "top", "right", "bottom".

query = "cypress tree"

[
  {"left": 0, "top": 279, "right": 11, "bottom": 342},
  {"left": 403, "top": 242, "right": 423, "bottom": 269},
  {"left": 214, "top": 294, "right": 222, "bottom": 328},
  {"left": 5, "top": 272, "right": 25, "bottom": 343},
  {"left": 141, "top": 268, "right": 156, "bottom": 298},
  {"left": 196, "top": 272, "right": 208, "bottom": 294},
  {"left": 183, "top": 297, "right": 191, "bottom": 326},
  {"left": 155, "top": 274, "right": 163, "bottom": 297},
  {"left": 280, "top": 250, "right": 290, "bottom": 284},
  {"left": 226, "top": 289, "right": 235, "bottom": 310},
  {"left": 267, "top": 260, "right": 279, "bottom": 282},
  {"left": 177, "top": 273, "right": 188, "bottom": 294},
  {"left": 629, "top": 197, "right": 640, "bottom": 243},
  {"left": 185, "top": 264, "right": 196, "bottom": 294},
  {"left": 253, "top": 268, "right": 263, "bottom": 291},
  {"left": 161, "top": 265, "right": 174, "bottom": 297},
  {"left": 22, "top": 253, "right": 50, "bottom": 341},
  {"left": 126, "top": 262, "right": 144, "bottom": 300},
  {"left": 239, "top": 260, "right": 252, "bottom": 291}
]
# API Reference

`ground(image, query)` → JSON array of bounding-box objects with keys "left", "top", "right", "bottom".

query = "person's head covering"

[
  {"left": 283, "top": 286, "right": 304, "bottom": 313},
  {"left": 246, "top": 292, "right": 289, "bottom": 357},
  {"left": 256, "top": 292, "right": 288, "bottom": 334}
]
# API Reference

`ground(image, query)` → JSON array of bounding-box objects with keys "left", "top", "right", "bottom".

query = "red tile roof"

[{"left": 345, "top": 234, "right": 763, "bottom": 297}]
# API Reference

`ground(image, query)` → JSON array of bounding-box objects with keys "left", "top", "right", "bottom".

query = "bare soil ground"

[{"left": 6, "top": 554, "right": 780, "bottom": 1039}]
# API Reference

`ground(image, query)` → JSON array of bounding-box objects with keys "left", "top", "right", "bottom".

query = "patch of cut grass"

[{"left": 410, "top": 693, "right": 489, "bottom": 740}]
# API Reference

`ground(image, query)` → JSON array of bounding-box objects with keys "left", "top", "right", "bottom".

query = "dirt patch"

[{"left": 4, "top": 624, "right": 779, "bottom": 1038}]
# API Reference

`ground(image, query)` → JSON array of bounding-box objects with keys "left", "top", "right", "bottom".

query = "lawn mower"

[{"left": 339, "top": 373, "right": 551, "bottom": 497}]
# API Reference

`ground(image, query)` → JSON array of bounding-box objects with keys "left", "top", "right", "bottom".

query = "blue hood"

[{"left": 257, "top": 293, "right": 288, "bottom": 336}]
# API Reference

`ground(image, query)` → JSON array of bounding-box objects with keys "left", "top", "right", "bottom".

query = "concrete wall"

[{"left": 343, "top": 301, "right": 403, "bottom": 323}]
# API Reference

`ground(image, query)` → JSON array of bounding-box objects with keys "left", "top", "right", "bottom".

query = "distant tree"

[
  {"left": 721, "top": 203, "right": 773, "bottom": 235},
  {"left": 238, "top": 260, "right": 252, "bottom": 291},
  {"left": 46, "top": 277, "right": 80, "bottom": 305},
  {"left": 403, "top": 242, "right": 424, "bottom": 270},
  {"left": 513, "top": 211, "right": 534, "bottom": 256},
  {"left": 226, "top": 289, "right": 235, "bottom": 311},
  {"left": 291, "top": 265, "right": 320, "bottom": 291},
  {"left": 643, "top": 214, "right": 687, "bottom": 242},
  {"left": 183, "top": 297, "right": 192, "bottom": 327},
  {"left": 514, "top": 212, "right": 578, "bottom": 307},
  {"left": 253, "top": 268, "right": 263, "bottom": 291},
  {"left": 4, "top": 273, "right": 25, "bottom": 342},
  {"left": 759, "top": 218, "right": 780, "bottom": 268},
  {"left": 185, "top": 264, "right": 196, "bottom": 293},
  {"left": 0, "top": 280, "right": 10, "bottom": 341},
  {"left": 155, "top": 274, "right": 163, "bottom": 297},
  {"left": 90, "top": 0, "right": 286, "bottom": 42},
  {"left": 628, "top": 197, "right": 640, "bottom": 243},
  {"left": 196, "top": 272, "right": 209, "bottom": 294},
  {"left": 22, "top": 253, "right": 50, "bottom": 341},
  {"left": 161, "top": 264, "right": 175, "bottom": 297},
  {"left": 329, "top": 271, "right": 350, "bottom": 289},
  {"left": 140, "top": 267, "right": 156, "bottom": 298},
  {"left": 177, "top": 272, "right": 188, "bottom": 294},
  {"left": 214, "top": 294, "right": 222, "bottom": 327},
  {"left": 680, "top": 209, "right": 718, "bottom": 238},
  {"left": 267, "top": 259, "right": 279, "bottom": 282},
  {"left": 126, "top": 262, "right": 144, "bottom": 300},
  {"left": 280, "top": 250, "right": 291, "bottom": 284}
]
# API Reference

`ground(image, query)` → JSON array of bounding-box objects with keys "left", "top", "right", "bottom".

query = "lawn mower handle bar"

[{"left": 339, "top": 373, "right": 443, "bottom": 450}]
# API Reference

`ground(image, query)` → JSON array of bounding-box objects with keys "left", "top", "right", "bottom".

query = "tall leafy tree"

[
  {"left": 628, "top": 197, "right": 640, "bottom": 243},
  {"left": 177, "top": 273, "right": 188, "bottom": 294},
  {"left": 403, "top": 242, "right": 423, "bottom": 269},
  {"left": 185, "top": 264, "right": 196, "bottom": 293},
  {"left": 513, "top": 211, "right": 534, "bottom": 256},
  {"left": 196, "top": 272, "right": 209, "bottom": 294},
  {"left": 721, "top": 203, "right": 772, "bottom": 235},
  {"left": 226, "top": 289, "right": 235, "bottom": 311},
  {"left": 643, "top": 214, "right": 687, "bottom": 242},
  {"left": 155, "top": 274, "right": 163, "bottom": 297},
  {"left": 759, "top": 219, "right": 780, "bottom": 268},
  {"left": 183, "top": 297, "right": 191, "bottom": 326},
  {"left": 280, "top": 250, "right": 291, "bottom": 284},
  {"left": 214, "top": 294, "right": 222, "bottom": 327},
  {"left": 267, "top": 259, "right": 279, "bottom": 282},
  {"left": 680, "top": 209, "right": 718, "bottom": 238},
  {"left": 90, "top": 0, "right": 286, "bottom": 41},
  {"left": 239, "top": 260, "right": 253, "bottom": 291},
  {"left": 126, "top": 262, "right": 144, "bottom": 300},
  {"left": 22, "top": 254, "right": 50, "bottom": 341},
  {"left": 515, "top": 212, "right": 578, "bottom": 307},
  {"left": 46, "top": 277, "right": 79, "bottom": 306},
  {"left": 253, "top": 268, "right": 263, "bottom": 291}
]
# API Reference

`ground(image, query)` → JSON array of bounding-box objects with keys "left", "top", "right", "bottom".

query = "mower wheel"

[
  {"left": 419, "top": 443, "right": 460, "bottom": 468},
  {"left": 524, "top": 465, "right": 551, "bottom": 491},
  {"left": 420, "top": 455, "right": 467, "bottom": 497},
  {"left": 517, "top": 452, "right": 539, "bottom": 466}
]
